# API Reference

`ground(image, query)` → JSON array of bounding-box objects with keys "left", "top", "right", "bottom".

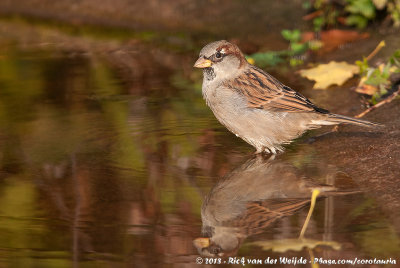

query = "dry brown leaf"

[
  {"left": 355, "top": 77, "right": 378, "bottom": 95},
  {"left": 302, "top": 30, "right": 369, "bottom": 53},
  {"left": 355, "top": 84, "right": 378, "bottom": 95},
  {"left": 299, "top": 61, "right": 359, "bottom": 90}
]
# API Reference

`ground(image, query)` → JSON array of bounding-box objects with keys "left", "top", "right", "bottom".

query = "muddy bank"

[{"left": 310, "top": 98, "right": 400, "bottom": 231}]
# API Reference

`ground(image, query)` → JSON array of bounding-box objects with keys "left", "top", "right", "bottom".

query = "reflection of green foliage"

[
  {"left": 91, "top": 61, "right": 208, "bottom": 216},
  {"left": 0, "top": 15, "right": 196, "bottom": 53},
  {"left": 0, "top": 15, "right": 155, "bottom": 42},
  {"left": 159, "top": 173, "right": 203, "bottom": 217},
  {"left": 0, "top": 179, "right": 62, "bottom": 267},
  {"left": 0, "top": 49, "right": 43, "bottom": 123},
  {"left": 353, "top": 227, "right": 400, "bottom": 258},
  {"left": 347, "top": 198, "right": 400, "bottom": 258},
  {"left": 349, "top": 196, "right": 372, "bottom": 214},
  {"left": 90, "top": 60, "right": 146, "bottom": 179},
  {"left": 0, "top": 46, "right": 208, "bottom": 265}
]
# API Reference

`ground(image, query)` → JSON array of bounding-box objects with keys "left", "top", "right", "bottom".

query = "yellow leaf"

[
  {"left": 299, "top": 61, "right": 359, "bottom": 90},
  {"left": 251, "top": 238, "right": 341, "bottom": 253}
]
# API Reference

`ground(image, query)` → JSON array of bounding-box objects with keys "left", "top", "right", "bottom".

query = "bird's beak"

[
  {"left": 193, "top": 237, "right": 210, "bottom": 248},
  {"left": 194, "top": 57, "right": 212, "bottom": 68}
]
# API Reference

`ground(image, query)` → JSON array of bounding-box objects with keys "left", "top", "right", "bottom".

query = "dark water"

[{"left": 0, "top": 46, "right": 399, "bottom": 268}]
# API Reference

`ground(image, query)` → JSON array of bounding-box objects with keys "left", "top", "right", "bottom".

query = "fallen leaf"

[
  {"left": 299, "top": 61, "right": 359, "bottom": 90},
  {"left": 355, "top": 63, "right": 398, "bottom": 95},
  {"left": 355, "top": 83, "right": 378, "bottom": 95},
  {"left": 355, "top": 73, "right": 379, "bottom": 95},
  {"left": 302, "top": 30, "right": 369, "bottom": 53},
  {"left": 251, "top": 238, "right": 341, "bottom": 253}
]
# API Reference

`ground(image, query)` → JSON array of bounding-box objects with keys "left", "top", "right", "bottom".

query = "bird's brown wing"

[
  {"left": 230, "top": 198, "right": 311, "bottom": 236},
  {"left": 225, "top": 66, "right": 329, "bottom": 113}
]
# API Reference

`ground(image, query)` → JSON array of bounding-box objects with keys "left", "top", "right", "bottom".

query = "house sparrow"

[
  {"left": 194, "top": 40, "right": 380, "bottom": 154},
  {"left": 193, "top": 155, "right": 359, "bottom": 257}
]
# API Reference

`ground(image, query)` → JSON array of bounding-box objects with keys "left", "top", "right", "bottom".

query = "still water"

[{"left": 0, "top": 47, "right": 399, "bottom": 267}]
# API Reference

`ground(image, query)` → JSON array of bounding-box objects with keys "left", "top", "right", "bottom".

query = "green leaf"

[
  {"left": 381, "top": 63, "right": 391, "bottom": 78},
  {"left": 281, "top": 29, "right": 301, "bottom": 42},
  {"left": 355, "top": 58, "right": 369, "bottom": 75},
  {"left": 290, "top": 58, "right": 304, "bottom": 67},
  {"left": 281, "top": 30, "right": 293, "bottom": 41},
  {"left": 390, "top": 49, "right": 400, "bottom": 66},
  {"left": 247, "top": 52, "right": 284, "bottom": 67},
  {"left": 346, "top": 14, "right": 369, "bottom": 28},
  {"left": 302, "top": 1, "right": 312, "bottom": 9},
  {"left": 313, "top": 16, "right": 325, "bottom": 31},
  {"left": 290, "top": 42, "right": 308, "bottom": 54},
  {"left": 365, "top": 68, "right": 388, "bottom": 86},
  {"left": 346, "top": 0, "right": 376, "bottom": 18}
]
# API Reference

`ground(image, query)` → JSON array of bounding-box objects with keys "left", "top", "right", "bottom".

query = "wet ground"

[{"left": 1, "top": 2, "right": 400, "bottom": 267}]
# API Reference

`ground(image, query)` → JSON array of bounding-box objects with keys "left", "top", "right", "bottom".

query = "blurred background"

[{"left": 0, "top": 0, "right": 400, "bottom": 267}]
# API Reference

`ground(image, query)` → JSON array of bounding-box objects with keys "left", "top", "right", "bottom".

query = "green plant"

[
  {"left": 302, "top": 0, "right": 339, "bottom": 31},
  {"left": 356, "top": 47, "right": 400, "bottom": 103},
  {"left": 304, "top": 0, "right": 400, "bottom": 30},
  {"left": 387, "top": 0, "right": 400, "bottom": 27},
  {"left": 246, "top": 29, "right": 315, "bottom": 68},
  {"left": 281, "top": 29, "right": 309, "bottom": 56},
  {"left": 345, "top": 0, "right": 376, "bottom": 28}
]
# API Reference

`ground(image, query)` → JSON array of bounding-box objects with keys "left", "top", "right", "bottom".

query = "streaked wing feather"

[{"left": 225, "top": 66, "right": 328, "bottom": 113}]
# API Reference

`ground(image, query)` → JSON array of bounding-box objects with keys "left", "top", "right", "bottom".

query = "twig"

[
  {"left": 355, "top": 86, "right": 400, "bottom": 118},
  {"left": 328, "top": 86, "right": 399, "bottom": 132},
  {"left": 302, "top": 10, "right": 323, "bottom": 21},
  {"left": 365, "top": 41, "right": 385, "bottom": 62}
]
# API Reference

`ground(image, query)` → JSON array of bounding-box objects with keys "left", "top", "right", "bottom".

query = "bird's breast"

[{"left": 203, "top": 84, "right": 244, "bottom": 114}]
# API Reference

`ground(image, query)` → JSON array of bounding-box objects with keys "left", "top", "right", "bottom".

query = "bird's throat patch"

[{"left": 204, "top": 67, "right": 216, "bottom": 81}]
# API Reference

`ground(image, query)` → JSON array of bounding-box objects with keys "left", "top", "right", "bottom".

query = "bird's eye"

[{"left": 215, "top": 51, "right": 222, "bottom": 59}]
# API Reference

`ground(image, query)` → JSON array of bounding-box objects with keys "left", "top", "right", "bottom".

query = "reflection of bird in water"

[{"left": 193, "top": 155, "right": 358, "bottom": 257}]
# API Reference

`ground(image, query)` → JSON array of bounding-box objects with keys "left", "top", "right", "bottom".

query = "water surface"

[{"left": 0, "top": 42, "right": 399, "bottom": 268}]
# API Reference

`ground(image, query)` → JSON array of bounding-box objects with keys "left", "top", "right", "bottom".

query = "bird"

[
  {"left": 194, "top": 40, "right": 381, "bottom": 154},
  {"left": 193, "top": 155, "right": 360, "bottom": 257}
]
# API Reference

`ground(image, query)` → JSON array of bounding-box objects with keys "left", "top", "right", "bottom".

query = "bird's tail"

[{"left": 326, "top": 114, "right": 383, "bottom": 128}]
